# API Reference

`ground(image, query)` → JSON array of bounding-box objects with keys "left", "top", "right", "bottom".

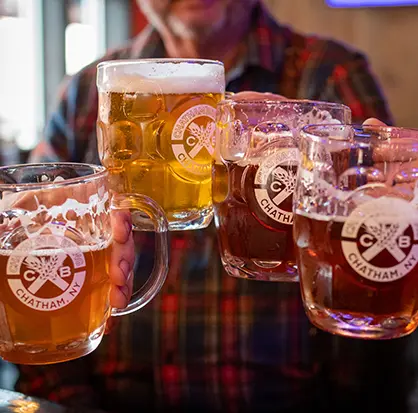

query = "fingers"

[
  {"left": 109, "top": 210, "right": 135, "bottom": 309},
  {"left": 110, "top": 272, "right": 134, "bottom": 309},
  {"left": 361, "top": 120, "right": 418, "bottom": 164},
  {"left": 111, "top": 210, "right": 132, "bottom": 244},
  {"left": 363, "top": 118, "right": 387, "bottom": 127},
  {"left": 359, "top": 119, "right": 418, "bottom": 183},
  {"left": 232, "top": 91, "right": 287, "bottom": 101}
]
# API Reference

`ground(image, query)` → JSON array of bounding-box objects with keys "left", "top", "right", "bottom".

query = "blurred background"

[
  {"left": 0, "top": 0, "right": 417, "bottom": 391},
  {"left": 1, "top": 0, "right": 417, "bottom": 167}
]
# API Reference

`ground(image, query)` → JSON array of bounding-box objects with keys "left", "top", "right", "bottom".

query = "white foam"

[
  {"left": 0, "top": 185, "right": 110, "bottom": 242},
  {"left": 295, "top": 209, "right": 347, "bottom": 223},
  {"left": 0, "top": 238, "right": 112, "bottom": 257},
  {"left": 97, "top": 61, "right": 225, "bottom": 94}
]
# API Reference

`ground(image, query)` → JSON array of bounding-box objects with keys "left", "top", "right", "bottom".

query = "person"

[{"left": 15, "top": 0, "right": 394, "bottom": 412}]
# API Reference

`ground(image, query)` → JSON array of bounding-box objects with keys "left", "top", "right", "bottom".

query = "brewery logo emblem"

[
  {"left": 341, "top": 197, "right": 418, "bottom": 282},
  {"left": 7, "top": 234, "right": 86, "bottom": 311},
  {"left": 172, "top": 104, "right": 216, "bottom": 175},
  {"left": 254, "top": 148, "right": 299, "bottom": 225}
]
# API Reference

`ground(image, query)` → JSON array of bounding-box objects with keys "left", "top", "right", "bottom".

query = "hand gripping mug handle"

[{"left": 110, "top": 193, "right": 169, "bottom": 316}]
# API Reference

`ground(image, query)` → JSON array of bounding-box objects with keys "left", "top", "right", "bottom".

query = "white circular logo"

[
  {"left": 7, "top": 235, "right": 86, "bottom": 311},
  {"left": 342, "top": 197, "right": 418, "bottom": 282},
  {"left": 171, "top": 104, "right": 216, "bottom": 175},
  {"left": 253, "top": 148, "right": 299, "bottom": 225}
]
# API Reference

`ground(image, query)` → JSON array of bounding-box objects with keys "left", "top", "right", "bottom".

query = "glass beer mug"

[
  {"left": 294, "top": 124, "right": 418, "bottom": 339},
  {"left": 0, "top": 163, "right": 168, "bottom": 364},
  {"left": 96, "top": 59, "right": 225, "bottom": 231},
  {"left": 213, "top": 99, "right": 350, "bottom": 281}
]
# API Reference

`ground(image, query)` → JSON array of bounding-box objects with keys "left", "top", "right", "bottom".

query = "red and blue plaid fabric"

[{"left": 16, "top": 4, "right": 393, "bottom": 412}]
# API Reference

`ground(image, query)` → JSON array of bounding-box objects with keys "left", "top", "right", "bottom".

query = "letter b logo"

[
  {"left": 59, "top": 266, "right": 72, "bottom": 278},
  {"left": 398, "top": 236, "right": 411, "bottom": 249}
]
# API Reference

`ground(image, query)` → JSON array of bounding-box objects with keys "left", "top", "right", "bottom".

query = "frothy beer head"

[
  {"left": 97, "top": 59, "right": 225, "bottom": 94},
  {"left": 0, "top": 238, "right": 112, "bottom": 257}
]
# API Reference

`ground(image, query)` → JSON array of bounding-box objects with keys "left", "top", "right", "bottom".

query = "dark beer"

[
  {"left": 294, "top": 206, "right": 418, "bottom": 339},
  {"left": 213, "top": 148, "right": 298, "bottom": 281}
]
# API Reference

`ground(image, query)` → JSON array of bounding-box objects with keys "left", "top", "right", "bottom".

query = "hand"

[
  {"left": 232, "top": 91, "right": 286, "bottom": 101},
  {"left": 361, "top": 119, "right": 418, "bottom": 199},
  {"left": 104, "top": 210, "right": 135, "bottom": 335},
  {"left": 363, "top": 117, "right": 387, "bottom": 127},
  {"left": 109, "top": 210, "right": 135, "bottom": 309}
]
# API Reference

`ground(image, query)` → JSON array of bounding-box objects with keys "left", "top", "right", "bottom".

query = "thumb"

[
  {"left": 363, "top": 118, "right": 387, "bottom": 127},
  {"left": 232, "top": 91, "right": 287, "bottom": 101}
]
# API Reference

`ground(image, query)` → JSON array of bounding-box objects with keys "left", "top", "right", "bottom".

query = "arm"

[
  {"left": 29, "top": 73, "right": 93, "bottom": 163},
  {"left": 29, "top": 77, "right": 74, "bottom": 163},
  {"left": 319, "top": 52, "right": 394, "bottom": 125}
]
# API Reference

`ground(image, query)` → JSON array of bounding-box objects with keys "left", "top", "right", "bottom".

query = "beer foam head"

[
  {"left": 97, "top": 59, "right": 225, "bottom": 94},
  {"left": 0, "top": 239, "right": 112, "bottom": 257}
]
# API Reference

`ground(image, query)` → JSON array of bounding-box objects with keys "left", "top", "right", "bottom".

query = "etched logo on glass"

[
  {"left": 254, "top": 148, "right": 299, "bottom": 225},
  {"left": 342, "top": 198, "right": 418, "bottom": 282},
  {"left": 7, "top": 234, "right": 86, "bottom": 311},
  {"left": 172, "top": 104, "right": 216, "bottom": 175}
]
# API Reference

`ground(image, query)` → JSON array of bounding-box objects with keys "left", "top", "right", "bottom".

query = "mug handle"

[{"left": 110, "top": 193, "right": 169, "bottom": 316}]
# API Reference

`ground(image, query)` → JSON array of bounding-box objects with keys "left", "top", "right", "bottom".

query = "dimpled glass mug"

[
  {"left": 294, "top": 124, "right": 418, "bottom": 339},
  {"left": 0, "top": 163, "right": 168, "bottom": 364},
  {"left": 213, "top": 99, "right": 351, "bottom": 282},
  {"left": 97, "top": 59, "right": 225, "bottom": 231}
]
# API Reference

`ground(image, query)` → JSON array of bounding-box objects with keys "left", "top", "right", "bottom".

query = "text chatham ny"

[{"left": 346, "top": 252, "right": 417, "bottom": 281}]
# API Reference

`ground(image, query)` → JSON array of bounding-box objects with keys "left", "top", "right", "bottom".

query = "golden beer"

[
  {"left": 0, "top": 162, "right": 169, "bottom": 365},
  {"left": 0, "top": 241, "right": 112, "bottom": 365},
  {"left": 97, "top": 59, "right": 225, "bottom": 230}
]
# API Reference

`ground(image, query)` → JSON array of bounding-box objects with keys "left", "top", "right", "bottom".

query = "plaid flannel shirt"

[{"left": 16, "top": 4, "right": 393, "bottom": 413}]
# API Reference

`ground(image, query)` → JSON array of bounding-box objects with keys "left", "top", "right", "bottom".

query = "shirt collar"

[{"left": 130, "top": 25, "right": 166, "bottom": 59}]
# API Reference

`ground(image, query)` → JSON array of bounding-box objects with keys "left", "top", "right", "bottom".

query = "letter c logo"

[{"left": 360, "top": 234, "right": 374, "bottom": 247}]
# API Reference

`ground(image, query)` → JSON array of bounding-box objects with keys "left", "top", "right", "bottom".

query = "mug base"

[
  {"left": 221, "top": 254, "right": 299, "bottom": 282},
  {"left": 168, "top": 207, "right": 213, "bottom": 231},
  {"left": 304, "top": 303, "right": 417, "bottom": 340},
  {"left": 0, "top": 323, "right": 106, "bottom": 365}
]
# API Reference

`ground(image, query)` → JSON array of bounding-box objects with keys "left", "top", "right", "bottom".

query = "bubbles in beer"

[
  {"left": 109, "top": 120, "right": 142, "bottom": 161},
  {"left": 123, "top": 90, "right": 164, "bottom": 122},
  {"left": 0, "top": 238, "right": 112, "bottom": 364},
  {"left": 97, "top": 60, "right": 225, "bottom": 229}
]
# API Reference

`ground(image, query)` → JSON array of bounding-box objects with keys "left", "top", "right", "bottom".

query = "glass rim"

[
  {"left": 301, "top": 123, "right": 418, "bottom": 146},
  {"left": 0, "top": 162, "right": 108, "bottom": 191},
  {"left": 217, "top": 98, "right": 350, "bottom": 112},
  {"left": 97, "top": 58, "right": 224, "bottom": 70}
]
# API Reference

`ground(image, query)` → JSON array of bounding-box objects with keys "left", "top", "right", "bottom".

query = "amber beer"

[
  {"left": 213, "top": 147, "right": 299, "bottom": 282},
  {"left": 0, "top": 162, "right": 169, "bottom": 364},
  {"left": 0, "top": 241, "right": 112, "bottom": 365},
  {"left": 97, "top": 59, "right": 225, "bottom": 231},
  {"left": 213, "top": 99, "right": 351, "bottom": 281},
  {"left": 294, "top": 209, "right": 418, "bottom": 339},
  {"left": 294, "top": 123, "right": 418, "bottom": 339}
]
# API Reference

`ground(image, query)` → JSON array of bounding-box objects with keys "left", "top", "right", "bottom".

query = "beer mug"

[
  {"left": 213, "top": 99, "right": 350, "bottom": 281},
  {"left": 97, "top": 59, "right": 225, "bottom": 231},
  {"left": 295, "top": 124, "right": 418, "bottom": 339},
  {"left": 0, "top": 163, "right": 168, "bottom": 364}
]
